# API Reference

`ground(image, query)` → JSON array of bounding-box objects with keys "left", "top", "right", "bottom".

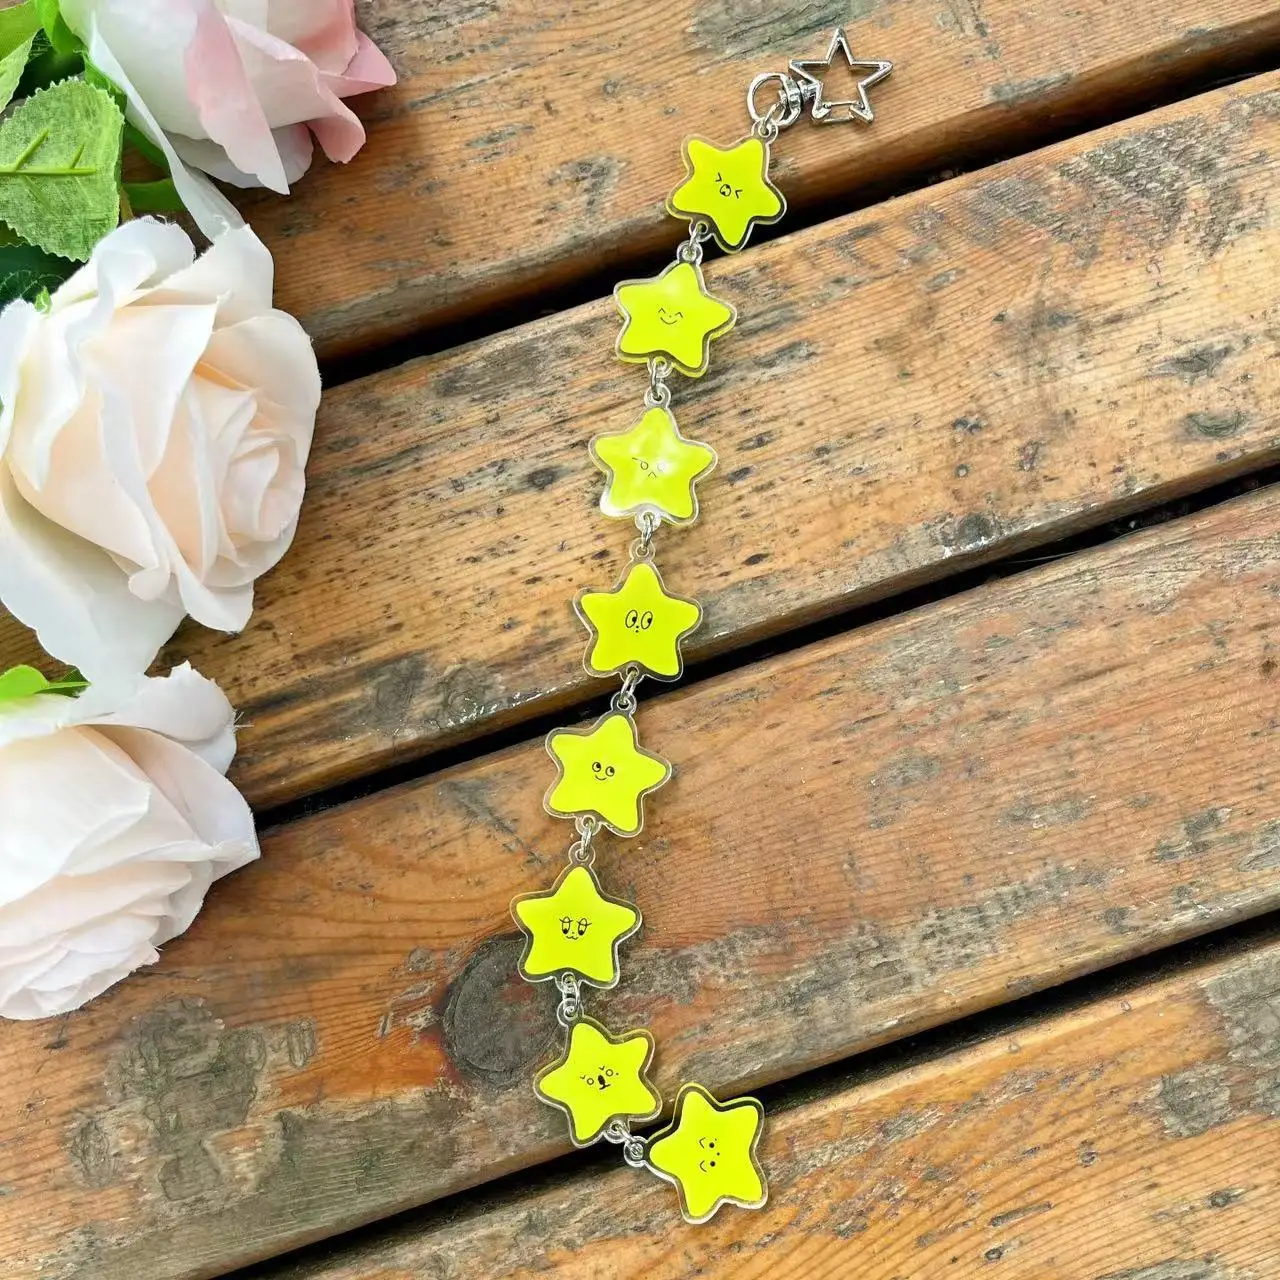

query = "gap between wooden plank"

[
  {"left": 234, "top": 915, "right": 1280, "bottom": 1280},
  {"left": 10, "top": 71, "right": 1280, "bottom": 811},
  {"left": 254, "top": 463, "right": 1280, "bottom": 833},
  {"left": 2, "top": 483, "right": 1275, "bottom": 1279},
  {"left": 255, "top": 1, "right": 1280, "bottom": 363}
]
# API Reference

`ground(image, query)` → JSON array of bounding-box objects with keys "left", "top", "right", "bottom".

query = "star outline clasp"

[{"left": 788, "top": 27, "right": 893, "bottom": 125}]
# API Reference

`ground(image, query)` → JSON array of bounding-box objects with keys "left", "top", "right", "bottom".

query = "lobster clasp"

[{"left": 747, "top": 27, "right": 893, "bottom": 134}]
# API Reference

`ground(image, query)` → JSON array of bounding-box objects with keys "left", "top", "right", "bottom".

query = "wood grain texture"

[
  {"left": 257, "top": 931, "right": 1280, "bottom": 1280},
  {"left": 264, "top": 1, "right": 1280, "bottom": 356},
  {"left": 1, "top": 485, "right": 1276, "bottom": 1279},
  {"left": 58, "top": 72, "right": 1280, "bottom": 807}
]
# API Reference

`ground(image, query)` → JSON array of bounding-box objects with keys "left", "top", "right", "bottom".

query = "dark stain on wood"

[
  {"left": 1154, "top": 1064, "right": 1232, "bottom": 1137},
  {"left": 441, "top": 934, "right": 556, "bottom": 1085},
  {"left": 107, "top": 1000, "right": 266, "bottom": 1202}
]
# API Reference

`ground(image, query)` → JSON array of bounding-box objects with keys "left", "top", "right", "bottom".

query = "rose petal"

[{"left": 0, "top": 469, "right": 184, "bottom": 681}]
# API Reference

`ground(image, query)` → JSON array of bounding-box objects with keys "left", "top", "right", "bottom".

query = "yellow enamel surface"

[
  {"left": 511, "top": 864, "right": 640, "bottom": 987},
  {"left": 667, "top": 135, "right": 785, "bottom": 252},
  {"left": 590, "top": 406, "right": 716, "bottom": 525},
  {"left": 646, "top": 1084, "right": 767, "bottom": 1224},
  {"left": 577, "top": 561, "right": 701, "bottom": 680},
  {"left": 614, "top": 260, "right": 735, "bottom": 377},
  {"left": 536, "top": 1018, "right": 661, "bottom": 1146},
  {"left": 545, "top": 711, "right": 670, "bottom": 837}
]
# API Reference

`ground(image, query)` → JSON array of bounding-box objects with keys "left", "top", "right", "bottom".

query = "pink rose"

[
  {"left": 61, "top": 0, "right": 396, "bottom": 235},
  {"left": 0, "top": 219, "right": 320, "bottom": 680},
  {"left": 0, "top": 665, "right": 257, "bottom": 1020}
]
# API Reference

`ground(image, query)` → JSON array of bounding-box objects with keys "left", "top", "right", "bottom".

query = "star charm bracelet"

[{"left": 510, "top": 25, "right": 894, "bottom": 1224}]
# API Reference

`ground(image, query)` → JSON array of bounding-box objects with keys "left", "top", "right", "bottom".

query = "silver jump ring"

[{"left": 747, "top": 71, "right": 803, "bottom": 132}]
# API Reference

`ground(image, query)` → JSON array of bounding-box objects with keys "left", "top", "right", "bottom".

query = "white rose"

[
  {"left": 61, "top": 0, "right": 396, "bottom": 236},
  {"left": 0, "top": 218, "right": 320, "bottom": 680},
  {"left": 0, "top": 664, "right": 258, "bottom": 1020}
]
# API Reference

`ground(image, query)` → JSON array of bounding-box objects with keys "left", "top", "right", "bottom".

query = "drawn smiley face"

[
  {"left": 590, "top": 759, "right": 617, "bottom": 783},
  {"left": 581, "top": 1064, "right": 618, "bottom": 1092},
  {"left": 714, "top": 170, "right": 743, "bottom": 201},
  {"left": 624, "top": 608, "right": 654, "bottom": 634},
  {"left": 697, "top": 1134, "right": 720, "bottom": 1173},
  {"left": 657, "top": 306, "right": 683, "bottom": 326},
  {"left": 559, "top": 915, "right": 590, "bottom": 940}
]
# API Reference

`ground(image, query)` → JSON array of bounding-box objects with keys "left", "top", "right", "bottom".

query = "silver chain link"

[
  {"left": 643, "top": 357, "right": 672, "bottom": 409},
  {"left": 555, "top": 972, "right": 582, "bottom": 1027},
  {"left": 611, "top": 663, "right": 644, "bottom": 715},
  {"left": 604, "top": 1119, "right": 649, "bottom": 1167},
  {"left": 676, "top": 219, "right": 712, "bottom": 265},
  {"left": 568, "top": 814, "right": 599, "bottom": 865}
]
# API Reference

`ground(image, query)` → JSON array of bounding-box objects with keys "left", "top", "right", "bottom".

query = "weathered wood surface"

[
  {"left": 1, "top": 486, "right": 1277, "bottom": 1280},
  {"left": 265, "top": 0, "right": 1280, "bottom": 357},
  {"left": 260, "top": 930, "right": 1280, "bottom": 1280},
  {"left": 169, "top": 76, "right": 1280, "bottom": 803}
]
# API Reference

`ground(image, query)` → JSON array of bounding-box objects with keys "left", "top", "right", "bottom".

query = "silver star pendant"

[{"left": 789, "top": 28, "right": 893, "bottom": 125}]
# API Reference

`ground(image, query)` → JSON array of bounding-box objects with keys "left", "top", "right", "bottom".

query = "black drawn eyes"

[
  {"left": 582, "top": 1065, "right": 617, "bottom": 1090},
  {"left": 715, "top": 171, "right": 742, "bottom": 199},
  {"left": 559, "top": 915, "right": 590, "bottom": 939},
  {"left": 624, "top": 609, "right": 654, "bottom": 633},
  {"left": 591, "top": 760, "right": 617, "bottom": 780},
  {"left": 698, "top": 1135, "right": 718, "bottom": 1170}
]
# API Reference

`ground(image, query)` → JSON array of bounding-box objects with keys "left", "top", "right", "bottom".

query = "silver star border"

[{"left": 789, "top": 28, "right": 893, "bottom": 125}]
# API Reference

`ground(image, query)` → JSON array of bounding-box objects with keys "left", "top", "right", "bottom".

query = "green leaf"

[
  {"left": 0, "top": 236, "right": 74, "bottom": 305},
  {"left": 0, "top": 663, "right": 89, "bottom": 702},
  {"left": 0, "top": 33, "right": 34, "bottom": 114},
  {"left": 0, "top": 1, "right": 40, "bottom": 60},
  {"left": 34, "top": 0, "right": 78, "bottom": 57},
  {"left": 0, "top": 664, "right": 52, "bottom": 699},
  {"left": 123, "top": 177, "right": 183, "bottom": 213},
  {"left": 17, "top": 29, "right": 82, "bottom": 96},
  {"left": 0, "top": 78, "right": 123, "bottom": 261},
  {"left": 82, "top": 58, "right": 124, "bottom": 112}
]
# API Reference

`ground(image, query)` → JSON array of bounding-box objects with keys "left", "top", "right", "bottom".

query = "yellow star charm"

[
  {"left": 576, "top": 561, "right": 701, "bottom": 681},
  {"left": 545, "top": 711, "right": 670, "bottom": 837},
  {"left": 536, "top": 1017, "right": 661, "bottom": 1145},
  {"left": 511, "top": 863, "right": 641, "bottom": 987},
  {"left": 667, "top": 135, "right": 785, "bottom": 252},
  {"left": 614, "top": 260, "right": 735, "bottom": 377},
  {"left": 590, "top": 406, "right": 716, "bottom": 525},
  {"left": 646, "top": 1083, "right": 767, "bottom": 1224}
]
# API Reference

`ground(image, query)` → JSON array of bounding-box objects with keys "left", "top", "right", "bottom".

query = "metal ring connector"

[
  {"left": 747, "top": 71, "right": 803, "bottom": 132},
  {"left": 611, "top": 663, "right": 643, "bottom": 714}
]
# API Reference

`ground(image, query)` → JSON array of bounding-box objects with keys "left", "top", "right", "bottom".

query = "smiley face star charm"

[
  {"left": 590, "top": 406, "right": 716, "bottom": 526},
  {"left": 615, "top": 260, "right": 735, "bottom": 377},
  {"left": 667, "top": 135, "right": 785, "bottom": 252},
  {"left": 536, "top": 1018, "right": 661, "bottom": 1145},
  {"left": 545, "top": 711, "right": 670, "bottom": 836},
  {"left": 577, "top": 560, "right": 701, "bottom": 681},
  {"left": 511, "top": 864, "right": 641, "bottom": 987},
  {"left": 646, "top": 1083, "right": 767, "bottom": 1224}
]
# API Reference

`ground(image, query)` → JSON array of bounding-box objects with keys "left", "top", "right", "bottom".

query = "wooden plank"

[
  {"left": 1, "top": 485, "right": 1277, "bottom": 1280},
  {"left": 258, "top": 930, "right": 1280, "bottom": 1280},
  {"left": 11, "top": 74, "right": 1280, "bottom": 810},
  {"left": 99, "top": 74, "right": 1280, "bottom": 804},
  {"left": 267, "top": 1, "right": 1280, "bottom": 356}
]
